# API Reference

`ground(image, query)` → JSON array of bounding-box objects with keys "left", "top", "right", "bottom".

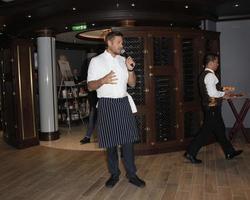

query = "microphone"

[
  {"left": 120, "top": 49, "right": 135, "bottom": 67},
  {"left": 120, "top": 49, "right": 128, "bottom": 58}
]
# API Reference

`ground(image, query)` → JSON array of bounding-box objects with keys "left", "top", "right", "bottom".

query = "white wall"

[
  {"left": 217, "top": 19, "right": 250, "bottom": 128},
  {"left": 201, "top": 19, "right": 216, "bottom": 31}
]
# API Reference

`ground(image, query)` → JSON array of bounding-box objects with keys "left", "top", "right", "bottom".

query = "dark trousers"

[
  {"left": 85, "top": 107, "right": 97, "bottom": 138},
  {"left": 106, "top": 143, "right": 136, "bottom": 178},
  {"left": 187, "top": 106, "right": 235, "bottom": 157}
]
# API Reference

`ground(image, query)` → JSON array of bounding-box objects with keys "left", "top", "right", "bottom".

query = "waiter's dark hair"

[
  {"left": 104, "top": 31, "right": 123, "bottom": 44},
  {"left": 204, "top": 53, "right": 218, "bottom": 66}
]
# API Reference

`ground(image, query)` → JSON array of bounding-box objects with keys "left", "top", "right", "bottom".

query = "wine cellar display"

[
  {"left": 125, "top": 37, "right": 145, "bottom": 105},
  {"left": 113, "top": 27, "right": 220, "bottom": 154},
  {"left": 155, "top": 76, "right": 176, "bottom": 142}
]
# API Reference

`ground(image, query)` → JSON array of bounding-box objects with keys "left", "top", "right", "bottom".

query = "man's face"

[
  {"left": 209, "top": 57, "right": 219, "bottom": 71},
  {"left": 212, "top": 57, "right": 219, "bottom": 71},
  {"left": 107, "top": 36, "right": 123, "bottom": 55}
]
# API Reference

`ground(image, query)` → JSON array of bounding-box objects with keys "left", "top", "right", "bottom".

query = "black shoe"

[
  {"left": 226, "top": 150, "right": 243, "bottom": 160},
  {"left": 105, "top": 175, "right": 119, "bottom": 188},
  {"left": 127, "top": 175, "right": 146, "bottom": 188},
  {"left": 184, "top": 152, "right": 202, "bottom": 164},
  {"left": 80, "top": 137, "right": 90, "bottom": 144}
]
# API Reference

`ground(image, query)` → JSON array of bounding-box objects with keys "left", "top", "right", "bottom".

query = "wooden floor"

[
  {"left": 40, "top": 126, "right": 101, "bottom": 151},
  {"left": 1, "top": 136, "right": 250, "bottom": 200}
]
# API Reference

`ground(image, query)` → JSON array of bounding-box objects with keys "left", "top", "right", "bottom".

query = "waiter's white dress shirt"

[{"left": 204, "top": 68, "right": 225, "bottom": 98}]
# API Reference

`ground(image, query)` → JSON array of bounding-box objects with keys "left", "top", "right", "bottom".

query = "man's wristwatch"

[{"left": 128, "top": 68, "right": 134, "bottom": 72}]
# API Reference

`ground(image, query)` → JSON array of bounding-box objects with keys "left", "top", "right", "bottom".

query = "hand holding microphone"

[{"left": 121, "top": 49, "right": 135, "bottom": 71}]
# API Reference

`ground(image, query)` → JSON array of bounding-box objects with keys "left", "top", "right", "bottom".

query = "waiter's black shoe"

[
  {"left": 184, "top": 152, "right": 202, "bottom": 164},
  {"left": 127, "top": 175, "right": 146, "bottom": 188},
  {"left": 105, "top": 175, "right": 119, "bottom": 188},
  {"left": 226, "top": 150, "right": 243, "bottom": 160},
  {"left": 80, "top": 137, "right": 90, "bottom": 144}
]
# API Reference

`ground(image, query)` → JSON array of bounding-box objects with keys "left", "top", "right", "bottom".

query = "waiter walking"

[
  {"left": 184, "top": 53, "right": 243, "bottom": 164},
  {"left": 87, "top": 31, "right": 145, "bottom": 188}
]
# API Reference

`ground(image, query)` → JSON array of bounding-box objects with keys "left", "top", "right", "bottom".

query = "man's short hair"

[
  {"left": 104, "top": 31, "right": 123, "bottom": 44},
  {"left": 203, "top": 53, "right": 218, "bottom": 66}
]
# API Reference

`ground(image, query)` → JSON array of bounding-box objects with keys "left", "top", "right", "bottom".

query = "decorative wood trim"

[
  {"left": 16, "top": 45, "right": 25, "bottom": 140},
  {"left": 29, "top": 47, "right": 37, "bottom": 138}
]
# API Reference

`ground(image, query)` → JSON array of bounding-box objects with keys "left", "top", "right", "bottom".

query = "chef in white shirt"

[{"left": 87, "top": 31, "right": 145, "bottom": 188}]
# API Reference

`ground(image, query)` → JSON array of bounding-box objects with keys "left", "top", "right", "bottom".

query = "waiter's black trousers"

[
  {"left": 187, "top": 106, "right": 235, "bottom": 157},
  {"left": 106, "top": 143, "right": 136, "bottom": 178}
]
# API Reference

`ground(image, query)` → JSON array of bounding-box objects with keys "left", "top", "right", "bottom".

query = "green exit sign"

[{"left": 72, "top": 24, "right": 87, "bottom": 31}]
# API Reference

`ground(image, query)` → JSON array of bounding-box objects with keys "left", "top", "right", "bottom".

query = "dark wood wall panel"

[{"left": 1, "top": 40, "right": 39, "bottom": 148}]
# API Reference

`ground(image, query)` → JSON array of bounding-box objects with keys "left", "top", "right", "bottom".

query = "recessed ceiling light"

[
  {"left": 116, "top": 0, "right": 120, "bottom": 8},
  {"left": 131, "top": 3, "right": 135, "bottom": 7},
  {"left": 0, "top": 32, "right": 3, "bottom": 35},
  {"left": 170, "top": 23, "right": 173, "bottom": 26},
  {"left": 3, "top": 24, "right": 7, "bottom": 27},
  {"left": 72, "top": 7, "right": 76, "bottom": 11},
  {"left": 65, "top": 26, "right": 68, "bottom": 30},
  {"left": 27, "top": 14, "right": 32, "bottom": 18},
  {"left": 234, "top": 3, "right": 240, "bottom": 7},
  {"left": 185, "top": 5, "right": 189, "bottom": 9},
  {"left": 92, "top": 23, "right": 95, "bottom": 26}
]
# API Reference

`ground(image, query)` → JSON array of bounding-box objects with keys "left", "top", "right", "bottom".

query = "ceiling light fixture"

[
  {"left": 234, "top": 3, "right": 239, "bottom": 7},
  {"left": 120, "top": 19, "right": 135, "bottom": 27},
  {"left": 77, "top": 28, "right": 111, "bottom": 40},
  {"left": 185, "top": 5, "right": 189, "bottom": 9},
  {"left": 72, "top": 7, "right": 76, "bottom": 11},
  {"left": 27, "top": 14, "right": 32, "bottom": 18},
  {"left": 116, "top": 0, "right": 119, "bottom": 8},
  {"left": 131, "top": 3, "right": 135, "bottom": 7}
]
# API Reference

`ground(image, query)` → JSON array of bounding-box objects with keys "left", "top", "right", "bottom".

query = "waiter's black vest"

[{"left": 199, "top": 70, "right": 223, "bottom": 107}]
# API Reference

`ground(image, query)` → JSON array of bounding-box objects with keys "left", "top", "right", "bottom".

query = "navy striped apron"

[{"left": 97, "top": 96, "right": 139, "bottom": 148}]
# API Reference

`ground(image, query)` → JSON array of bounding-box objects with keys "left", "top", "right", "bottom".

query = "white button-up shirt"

[
  {"left": 204, "top": 68, "right": 225, "bottom": 98},
  {"left": 87, "top": 50, "right": 137, "bottom": 112}
]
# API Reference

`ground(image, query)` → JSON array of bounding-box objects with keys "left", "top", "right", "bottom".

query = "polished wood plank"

[{"left": 1, "top": 134, "right": 250, "bottom": 200}]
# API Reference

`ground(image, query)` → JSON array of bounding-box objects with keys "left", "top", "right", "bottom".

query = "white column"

[{"left": 37, "top": 33, "right": 59, "bottom": 140}]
